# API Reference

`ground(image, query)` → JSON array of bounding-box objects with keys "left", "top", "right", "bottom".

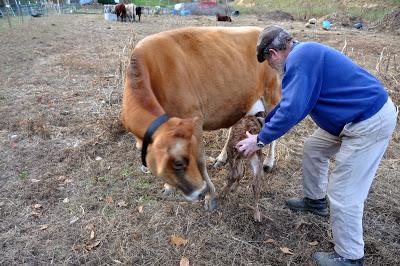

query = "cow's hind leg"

[
  {"left": 263, "top": 140, "right": 276, "bottom": 172},
  {"left": 213, "top": 127, "right": 232, "bottom": 168}
]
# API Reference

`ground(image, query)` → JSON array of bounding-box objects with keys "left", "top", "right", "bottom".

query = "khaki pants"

[{"left": 302, "top": 98, "right": 397, "bottom": 259}]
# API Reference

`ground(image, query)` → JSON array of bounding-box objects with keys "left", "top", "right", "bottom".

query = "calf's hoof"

[
  {"left": 263, "top": 164, "right": 273, "bottom": 172},
  {"left": 253, "top": 211, "right": 262, "bottom": 222},
  {"left": 204, "top": 197, "right": 218, "bottom": 211},
  {"left": 140, "top": 165, "right": 150, "bottom": 174}
]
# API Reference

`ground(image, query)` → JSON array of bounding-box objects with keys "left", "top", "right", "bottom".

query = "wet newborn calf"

[{"left": 220, "top": 112, "right": 265, "bottom": 222}]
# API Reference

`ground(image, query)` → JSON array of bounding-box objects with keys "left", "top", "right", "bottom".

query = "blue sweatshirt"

[{"left": 258, "top": 42, "right": 388, "bottom": 144}]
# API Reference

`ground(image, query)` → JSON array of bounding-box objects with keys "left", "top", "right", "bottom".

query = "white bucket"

[{"left": 105, "top": 13, "right": 117, "bottom": 21}]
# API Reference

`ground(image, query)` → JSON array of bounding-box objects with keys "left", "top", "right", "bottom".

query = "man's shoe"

[
  {"left": 313, "top": 251, "right": 364, "bottom": 266},
  {"left": 285, "top": 197, "right": 329, "bottom": 217}
]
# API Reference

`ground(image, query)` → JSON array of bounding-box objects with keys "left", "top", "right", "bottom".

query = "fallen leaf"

[
  {"left": 64, "top": 178, "right": 73, "bottom": 184},
  {"left": 85, "top": 224, "right": 95, "bottom": 231},
  {"left": 309, "top": 241, "right": 319, "bottom": 246},
  {"left": 33, "top": 203, "right": 42, "bottom": 209},
  {"left": 85, "top": 240, "right": 101, "bottom": 251},
  {"left": 170, "top": 235, "right": 188, "bottom": 247},
  {"left": 70, "top": 216, "right": 80, "bottom": 224},
  {"left": 105, "top": 196, "right": 113, "bottom": 204},
  {"left": 39, "top": 224, "right": 48, "bottom": 230},
  {"left": 132, "top": 232, "right": 142, "bottom": 240},
  {"left": 264, "top": 238, "right": 275, "bottom": 244},
  {"left": 180, "top": 256, "right": 190, "bottom": 266},
  {"left": 71, "top": 244, "right": 82, "bottom": 252},
  {"left": 117, "top": 200, "right": 127, "bottom": 207},
  {"left": 138, "top": 205, "right": 144, "bottom": 213},
  {"left": 57, "top": 175, "right": 68, "bottom": 182},
  {"left": 90, "top": 230, "right": 95, "bottom": 240},
  {"left": 280, "top": 247, "right": 294, "bottom": 255}
]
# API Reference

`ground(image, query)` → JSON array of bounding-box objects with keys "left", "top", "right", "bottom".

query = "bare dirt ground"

[{"left": 0, "top": 13, "right": 399, "bottom": 265}]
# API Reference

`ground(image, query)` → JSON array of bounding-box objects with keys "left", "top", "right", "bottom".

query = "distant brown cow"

[
  {"left": 216, "top": 13, "right": 232, "bottom": 22},
  {"left": 114, "top": 3, "right": 127, "bottom": 22}
]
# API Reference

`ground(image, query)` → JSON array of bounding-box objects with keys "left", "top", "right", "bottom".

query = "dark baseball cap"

[{"left": 256, "top": 25, "right": 290, "bottom": 63}]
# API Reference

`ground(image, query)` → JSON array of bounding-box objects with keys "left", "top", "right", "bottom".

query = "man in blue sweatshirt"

[{"left": 236, "top": 26, "right": 397, "bottom": 266}]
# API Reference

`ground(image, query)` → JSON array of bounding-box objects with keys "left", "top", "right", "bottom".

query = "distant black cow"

[{"left": 135, "top": 6, "right": 142, "bottom": 22}]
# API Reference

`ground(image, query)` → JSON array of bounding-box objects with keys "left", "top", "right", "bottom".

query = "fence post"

[
  {"left": 57, "top": 0, "right": 61, "bottom": 14},
  {"left": 5, "top": 4, "right": 12, "bottom": 28},
  {"left": 15, "top": 0, "right": 23, "bottom": 22}
]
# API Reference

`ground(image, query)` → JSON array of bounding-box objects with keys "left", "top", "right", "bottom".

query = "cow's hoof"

[
  {"left": 140, "top": 165, "right": 150, "bottom": 174},
  {"left": 263, "top": 165, "right": 273, "bottom": 172},
  {"left": 254, "top": 212, "right": 262, "bottom": 223},
  {"left": 204, "top": 197, "right": 218, "bottom": 211}
]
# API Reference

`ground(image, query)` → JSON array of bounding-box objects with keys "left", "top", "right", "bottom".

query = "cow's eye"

[{"left": 172, "top": 159, "right": 187, "bottom": 171}]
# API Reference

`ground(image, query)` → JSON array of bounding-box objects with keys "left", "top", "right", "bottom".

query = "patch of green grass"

[
  {"left": 17, "top": 170, "right": 29, "bottom": 180},
  {"left": 238, "top": 0, "right": 396, "bottom": 21},
  {"left": 102, "top": 204, "right": 117, "bottom": 218},
  {"left": 131, "top": 178, "right": 152, "bottom": 190},
  {"left": 120, "top": 167, "right": 132, "bottom": 179},
  {"left": 91, "top": 175, "right": 110, "bottom": 183},
  {"left": 137, "top": 195, "right": 157, "bottom": 206},
  {"left": 131, "top": 0, "right": 169, "bottom": 7}
]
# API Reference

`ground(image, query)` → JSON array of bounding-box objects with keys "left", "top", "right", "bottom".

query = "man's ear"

[{"left": 269, "top": 49, "right": 278, "bottom": 59}]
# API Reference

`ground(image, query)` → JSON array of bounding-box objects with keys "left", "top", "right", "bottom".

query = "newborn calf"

[{"left": 220, "top": 112, "right": 265, "bottom": 222}]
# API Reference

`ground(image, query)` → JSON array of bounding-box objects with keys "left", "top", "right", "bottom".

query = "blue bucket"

[
  {"left": 180, "top": 9, "right": 190, "bottom": 16},
  {"left": 322, "top": 20, "right": 332, "bottom": 28}
]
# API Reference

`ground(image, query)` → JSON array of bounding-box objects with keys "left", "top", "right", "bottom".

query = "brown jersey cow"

[{"left": 121, "top": 27, "right": 280, "bottom": 210}]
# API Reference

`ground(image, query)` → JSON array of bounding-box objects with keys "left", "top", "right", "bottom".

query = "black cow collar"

[{"left": 141, "top": 114, "right": 169, "bottom": 167}]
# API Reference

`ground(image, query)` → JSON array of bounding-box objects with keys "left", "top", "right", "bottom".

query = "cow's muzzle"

[{"left": 182, "top": 181, "right": 208, "bottom": 202}]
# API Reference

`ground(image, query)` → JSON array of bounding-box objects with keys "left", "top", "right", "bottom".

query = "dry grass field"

[{"left": 0, "top": 12, "right": 399, "bottom": 265}]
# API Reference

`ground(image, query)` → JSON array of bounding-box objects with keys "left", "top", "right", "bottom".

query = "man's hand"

[{"left": 235, "top": 131, "right": 260, "bottom": 157}]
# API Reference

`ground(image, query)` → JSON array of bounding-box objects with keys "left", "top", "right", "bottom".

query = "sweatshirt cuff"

[{"left": 257, "top": 130, "right": 272, "bottom": 145}]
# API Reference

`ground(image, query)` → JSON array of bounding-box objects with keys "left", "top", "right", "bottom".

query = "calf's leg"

[{"left": 250, "top": 153, "right": 263, "bottom": 222}]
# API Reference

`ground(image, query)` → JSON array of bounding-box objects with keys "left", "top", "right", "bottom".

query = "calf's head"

[{"left": 145, "top": 117, "right": 207, "bottom": 201}]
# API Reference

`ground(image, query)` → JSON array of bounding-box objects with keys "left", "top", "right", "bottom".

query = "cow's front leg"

[
  {"left": 263, "top": 140, "right": 276, "bottom": 172},
  {"left": 198, "top": 157, "right": 217, "bottom": 210},
  {"left": 213, "top": 127, "right": 232, "bottom": 168},
  {"left": 194, "top": 120, "right": 218, "bottom": 210}
]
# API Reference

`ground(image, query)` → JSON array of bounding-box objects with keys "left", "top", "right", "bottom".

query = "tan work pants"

[{"left": 302, "top": 98, "right": 397, "bottom": 259}]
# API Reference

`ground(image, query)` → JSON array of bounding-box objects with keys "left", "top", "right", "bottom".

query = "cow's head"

[{"left": 145, "top": 117, "right": 207, "bottom": 201}]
